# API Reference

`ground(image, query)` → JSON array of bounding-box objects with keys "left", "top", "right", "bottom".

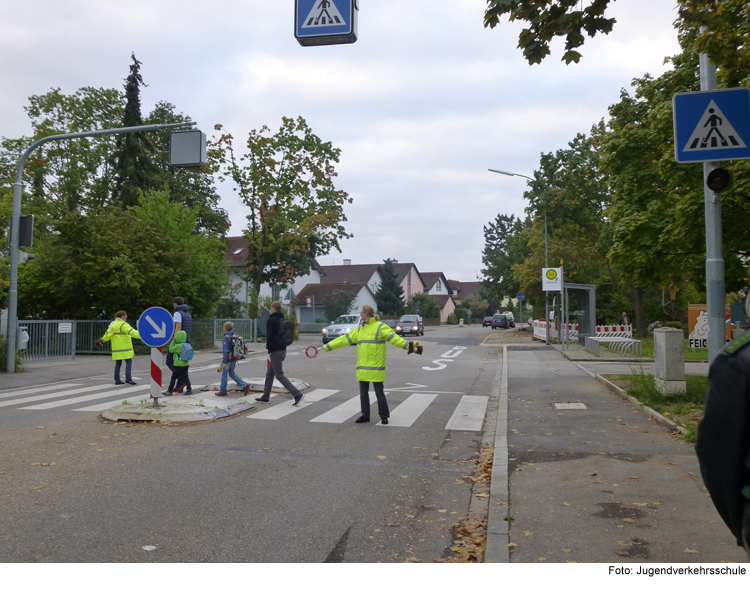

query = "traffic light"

[{"left": 706, "top": 168, "right": 731, "bottom": 192}]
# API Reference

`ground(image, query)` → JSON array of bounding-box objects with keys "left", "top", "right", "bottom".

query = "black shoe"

[
  {"left": 255, "top": 397, "right": 270, "bottom": 403},
  {"left": 355, "top": 416, "right": 370, "bottom": 423},
  {"left": 115, "top": 381, "right": 125, "bottom": 385},
  {"left": 125, "top": 380, "right": 136, "bottom": 385},
  {"left": 162, "top": 391, "right": 173, "bottom": 396},
  {"left": 381, "top": 418, "right": 389, "bottom": 425},
  {"left": 183, "top": 390, "right": 193, "bottom": 396},
  {"left": 292, "top": 392, "right": 305, "bottom": 407}
]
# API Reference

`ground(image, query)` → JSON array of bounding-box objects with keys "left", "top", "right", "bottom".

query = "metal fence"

[
  {"left": 17, "top": 317, "right": 259, "bottom": 362},
  {"left": 18, "top": 320, "right": 76, "bottom": 362}
]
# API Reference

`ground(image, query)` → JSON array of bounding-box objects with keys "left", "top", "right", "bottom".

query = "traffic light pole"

[{"left": 5, "top": 121, "right": 195, "bottom": 373}]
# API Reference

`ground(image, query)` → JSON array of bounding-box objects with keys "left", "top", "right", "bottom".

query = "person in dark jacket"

[
  {"left": 696, "top": 332, "right": 750, "bottom": 559},
  {"left": 216, "top": 321, "right": 250, "bottom": 397},
  {"left": 255, "top": 301, "right": 304, "bottom": 406}
]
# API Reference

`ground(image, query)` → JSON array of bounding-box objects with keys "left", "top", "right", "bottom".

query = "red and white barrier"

[
  {"left": 533, "top": 321, "right": 632, "bottom": 341},
  {"left": 150, "top": 347, "right": 163, "bottom": 399}
]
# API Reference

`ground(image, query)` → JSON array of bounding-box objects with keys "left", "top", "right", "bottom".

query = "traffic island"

[{"left": 102, "top": 377, "right": 310, "bottom": 423}]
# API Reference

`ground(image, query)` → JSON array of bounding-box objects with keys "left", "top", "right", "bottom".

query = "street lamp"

[{"left": 488, "top": 168, "right": 550, "bottom": 345}]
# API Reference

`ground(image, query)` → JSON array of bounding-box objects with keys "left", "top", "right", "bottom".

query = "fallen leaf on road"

[
  {"left": 684, "top": 548, "right": 699, "bottom": 554},
  {"left": 524, "top": 531, "right": 534, "bottom": 536},
  {"left": 438, "top": 509, "right": 448, "bottom": 513},
  {"left": 377, "top": 456, "right": 387, "bottom": 459},
  {"left": 622, "top": 518, "right": 635, "bottom": 523},
  {"left": 563, "top": 549, "right": 572, "bottom": 553}
]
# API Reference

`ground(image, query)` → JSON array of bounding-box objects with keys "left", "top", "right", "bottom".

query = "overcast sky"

[{"left": 0, "top": 0, "right": 682, "bottom": 283}]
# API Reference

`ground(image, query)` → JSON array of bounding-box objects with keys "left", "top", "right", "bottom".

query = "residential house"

[
  {"left": 295, "top": 282, "right": 377, "bottom": 324},
  {"left": 392, "top": 262, "right": 425, "bottom": 301},
  {"left": 422, "top": 272, "right": 456, "bottom": 324},
  {"left": 319, "top": 260, "right": 383, "bottom": 295},
  {"left": 224, "top": 236, "right": 323, "bottom": 314}
]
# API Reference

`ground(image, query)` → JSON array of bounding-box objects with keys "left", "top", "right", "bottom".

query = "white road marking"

[
  {"left": 445, "top": 395, "right": 489, "bottom": 431},
  {"left": 378, "top": 393, "right": 437, "bottom": 427},
  {"left": 248, "top": 389, "right": 339, "bottom": 421}
]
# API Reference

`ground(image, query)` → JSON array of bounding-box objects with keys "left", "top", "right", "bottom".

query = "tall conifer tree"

[
  {"left": 112, "top": 53, "right": 156, "bottom": 207},
  {"left": 374, "top": 258, "right": 405, "bottom": 316}
]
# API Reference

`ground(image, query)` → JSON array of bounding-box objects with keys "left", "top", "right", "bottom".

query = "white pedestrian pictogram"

[
  {"left": 302, "top": 0, "right": 344, "bottom": 28},
  {"left": 683, "top": 100, "right": 747, "bottom": 152}
]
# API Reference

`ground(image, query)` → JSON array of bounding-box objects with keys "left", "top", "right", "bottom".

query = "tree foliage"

[
  {"left": 484, "top": 0, "right": 749, "bottom": 68},
  {"left": 406, "top": 292, "right": 441, "bottom": 319},
  {"left": 375, "top": 258, "right": 405, "bottom": 316},
  {"left": 324, "top": 289, "right": 358, "bottom": 322},
  {"left": 481, "top": 214, "right": 529, "bottom": 303},
  {"left": 208, "top": 116, "right": 352, "bottom": 318}
]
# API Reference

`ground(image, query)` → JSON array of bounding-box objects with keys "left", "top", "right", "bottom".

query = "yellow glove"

[
  {"left": 95, "top": 339, "right": 104, "bottom": 347},
  {"left": 407, "top": 341, "right": 424, "bottom": 355}
]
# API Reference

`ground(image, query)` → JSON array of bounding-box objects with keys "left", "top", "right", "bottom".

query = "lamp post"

[{"left": 488, "top": 168, "right": 550, "bottom": 345}]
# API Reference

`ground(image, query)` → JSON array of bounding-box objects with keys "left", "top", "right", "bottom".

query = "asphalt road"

[{"left": 0, "top": 324, "right": 505, "bottom": 563}]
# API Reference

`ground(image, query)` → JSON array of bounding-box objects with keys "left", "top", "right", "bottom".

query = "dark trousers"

[
  {"left": 359, "top": 381, "right": 389, "bottom": 420},
  {"left": 261, "top": 349, "right": 301, "bottom": 399},
  {"left": 168, "top": 365, "right": 191, "bottom": 392},
  {"left": 166, "top": 352, "right": 188, "bottom": 390},
  {"left": 114, "top": 358, "right": 133, "bottom": 383}
]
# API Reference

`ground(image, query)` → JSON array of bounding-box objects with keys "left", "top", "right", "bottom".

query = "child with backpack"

[
  {"left": 216, "top": 321, "right": 251, "bottom": 397},
  {"left": 255, "top": 301, "right": 304, "bottom": 406},
  {"left": 163, "top": 330, "right": 193, "bottom": 396}
]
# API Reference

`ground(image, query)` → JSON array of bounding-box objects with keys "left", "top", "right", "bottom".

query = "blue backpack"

[{"left": 179, "top": 343, "right": 194, "bottom": 362}]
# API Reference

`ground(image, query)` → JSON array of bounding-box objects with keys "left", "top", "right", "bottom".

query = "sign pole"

[
  {"left": 151, "top": 347, "right": 163, "bottom": 407},
  {"left": 699, "top": 38, "right": 726, "bottom": 364}
]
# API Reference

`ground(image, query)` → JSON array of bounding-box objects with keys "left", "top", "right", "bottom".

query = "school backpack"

[
  {"left": 230, "top": 334, "right": 249, "bottom": 360},
  {"left": 280, "top": 318, "right": 295, "bottom": 347},
  {"left": 179, "top": 342, "right": 194, "bottom": 362}
]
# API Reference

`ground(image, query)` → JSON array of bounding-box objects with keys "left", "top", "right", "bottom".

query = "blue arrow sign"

[
  {"left": 517, "top": 292, "right": 525, "bottom": 301},
  {"left": 673, "top": 88, "right": 750, "bottom": 163},
  {"left": 138, "top": 307, "right": 175, "bottom": 348},
  {"left": 295, "top": 0, "right": 358, "bottom": 46}
]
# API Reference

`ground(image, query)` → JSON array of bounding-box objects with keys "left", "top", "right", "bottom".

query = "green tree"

[
  {"left": 461, "top": 294, "right": 491, "bottom": 319},
  {"left": 374, "top": 258, "right": 405, "bottom": 316},
  {"left": 208, "top": 116, "right": 352, "bottom": 318},
  {"left": 406, "top": 292, "right": 440, "bottom": 319},
  {"left": 324, "top": 289, "right": 358, "bottom": 322},
  {"left": 481, "top": 214, "right": 530, "bottom": 303},
  {"left": 16, "top": 189, "right": 227, "bottom": 319},
  {"left": 483, "top": 0, "right": 747, "bottom": 68},
  {"left": 112, "top": 53, "right": 157, "bottom": 208}
]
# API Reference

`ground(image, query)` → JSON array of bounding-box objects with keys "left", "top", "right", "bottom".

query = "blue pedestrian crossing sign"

[
  {"left": 295, "top": 0, "right": 358, "bottom": 46},
  {"left": 673, "top": 88, "right": 750, "bottom": 163},
  {"left": 138, "top": 307, "right": 175, "bottom": 348}
]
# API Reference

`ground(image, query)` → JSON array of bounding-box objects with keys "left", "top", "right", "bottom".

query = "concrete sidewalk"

[{"left": 484, "top": 344, "right": 746, "bottom": 563}]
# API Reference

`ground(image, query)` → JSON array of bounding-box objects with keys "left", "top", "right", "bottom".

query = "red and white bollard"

[{"left": 150, "top": 347, "right": 163, "bottom": 407}]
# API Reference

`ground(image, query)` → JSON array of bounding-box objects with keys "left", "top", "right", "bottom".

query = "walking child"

[
  {"left": 216, "top": 321, "right": 251, "bottom": 396},
  {"left": 163, "top": 330, "right": 193, "bottom": 396}
]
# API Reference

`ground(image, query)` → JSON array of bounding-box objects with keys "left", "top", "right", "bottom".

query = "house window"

[{"left": 436, "top": 282, "right": 441, "bottom": 292}]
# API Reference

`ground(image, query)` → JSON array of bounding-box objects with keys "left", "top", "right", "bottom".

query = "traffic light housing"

[{"left": 706, "top": 168, "right": 731, "bottom": 192}]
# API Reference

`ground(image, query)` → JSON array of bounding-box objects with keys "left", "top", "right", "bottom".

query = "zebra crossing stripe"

[
  {"left": 309, "top": 391, "right": 368, "bottom": 424},
  {"left": 377, "top": 393, "right": 437, "bottom": 427},
  {"left": 248, "top": 389, "right": 339, "bottom": 420},
  {"left": 0, "top": 383, "right": 118, "bottom": 408},
  {"left": 0, "top": 383, "right": 82, "bottom": 401},
  {"left": 21, "top": 385, "right": 151, "bottom": 410},
  {"left": 444, "top": 395, "right": 489, "bottom": 431}
]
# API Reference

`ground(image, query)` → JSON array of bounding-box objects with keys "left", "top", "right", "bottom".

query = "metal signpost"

[
  {"left": 295, "top": 0, "right": 358, "bottom": 46},
  {"left": 137, "top": 307, "right": 175, "bottom": 407},
  {"left": 673, "top": 63, "right": 750, "bottom": 362}
]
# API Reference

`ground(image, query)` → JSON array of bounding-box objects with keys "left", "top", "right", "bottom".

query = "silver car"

[{"left": 322, "top": 314, "right": 361, "bottom": 344}]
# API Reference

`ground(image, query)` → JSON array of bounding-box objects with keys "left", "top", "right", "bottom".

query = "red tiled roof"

[
  {"left": 296, "top": 282, "right": 368, "bottom": 299},
  {"left": 318, "top": 264, "right": 381, "bottom": 284}
]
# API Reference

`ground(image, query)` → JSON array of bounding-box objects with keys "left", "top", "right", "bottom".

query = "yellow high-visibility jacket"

[
  {"left": 101, "top": 318, "right": 141, "bottom": 360},
  {"left": 323, "top": 317, "right": 407, "bottom": 382}
]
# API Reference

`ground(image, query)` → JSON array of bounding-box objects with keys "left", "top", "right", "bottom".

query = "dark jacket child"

[{"left": 163, "top": 330, "right": 192, "bottom": 396}]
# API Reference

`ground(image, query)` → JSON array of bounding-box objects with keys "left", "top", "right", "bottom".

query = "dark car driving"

[
  {"left": 491, "top": 313, "right": 510, "bottom": 329},
  {"left": 482, "top": 316, "right": 493, "bottom": 327},
  {"left": 395, "top": 314, "right": 424, "bottom": 336}
]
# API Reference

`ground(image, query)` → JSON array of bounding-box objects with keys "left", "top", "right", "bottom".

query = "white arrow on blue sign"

[
  {"left": 138, "top": 307, "right": 175, "bottom": 348},
  {"left": 295, "top": 0, "right": 358, "bottom": 46},
  {"left": 673, "top": 88, "right": 750, "bottom": 163},
  {"left": 517, "top": 292, "right": 525, "bottom": 301}
]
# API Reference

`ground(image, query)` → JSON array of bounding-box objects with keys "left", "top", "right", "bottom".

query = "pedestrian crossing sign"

[
  {"left": 295, "top": 0, "right": 358, "bottom": 47},
  {"left": 673, "top": 88, "right": 750, "bottom": 163}
]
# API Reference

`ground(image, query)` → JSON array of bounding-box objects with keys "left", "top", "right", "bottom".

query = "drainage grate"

[{"left": 553, "top": 402, "right": 589, "bottom": 410}]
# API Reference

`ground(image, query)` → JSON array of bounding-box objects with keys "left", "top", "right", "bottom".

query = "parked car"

[
  {"left": 395, "top": 314, "right": 424, "bottom": 336},
  {"left": 491, "top": 313, "right": 510, "bottom": 329},
  {"left": 504, "top": 312, "right": 516, "bottom": 328},
  {"left": 321, "top": 314, "right": 360, "bottom": 344},
  {"left": 482, "top": 316, "right": 493, "bottom": 327}
]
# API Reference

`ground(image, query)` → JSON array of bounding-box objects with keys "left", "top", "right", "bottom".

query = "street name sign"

[
  {"left": 138, "top": 307, "right": 175, "bottom": 348},
  {"left": 295, "top": 0, "right": 358, "bottom": 46},
  {"left": 673, "top": 88, "right": 750, "bottom": 163}
]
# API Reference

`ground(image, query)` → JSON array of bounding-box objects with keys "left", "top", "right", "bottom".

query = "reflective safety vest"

[
  {"left": 323, "top": 317, "right": 407, "bottom": 382},
  {"left": 101, "top": 318, "right": 141, "bottom": 360}
]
